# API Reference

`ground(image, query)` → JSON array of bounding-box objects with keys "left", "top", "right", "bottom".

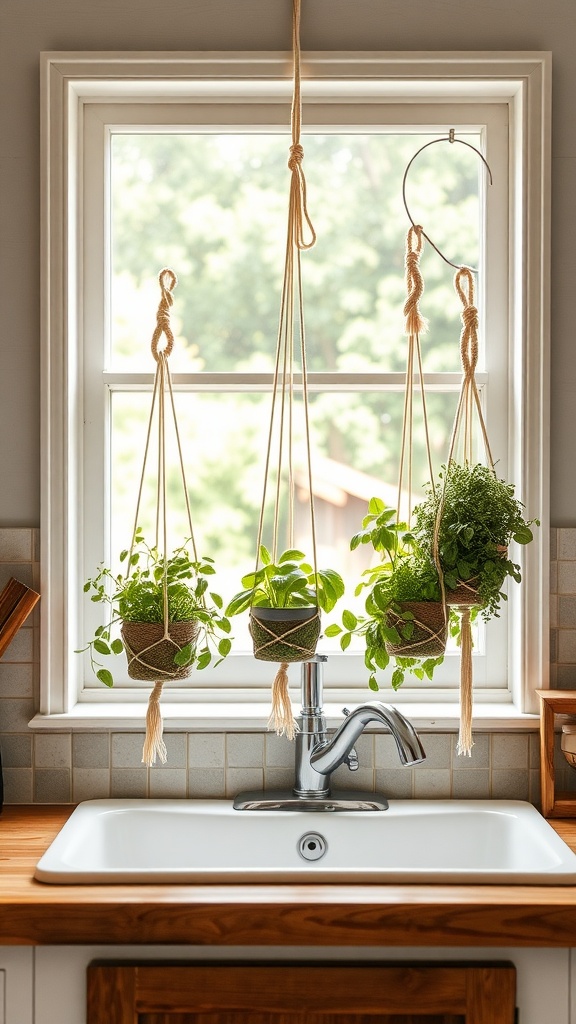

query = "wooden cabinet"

[{"left": 86, "top": 963, "right": 516, "bottom": 1024}]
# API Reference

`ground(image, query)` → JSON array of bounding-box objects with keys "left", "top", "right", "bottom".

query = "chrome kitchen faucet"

[{"left": 234, "top": 654, "right": 426, "bottom": 811}]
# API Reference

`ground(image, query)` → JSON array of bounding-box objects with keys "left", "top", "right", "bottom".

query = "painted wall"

[{"left": 0, "top": 0, "right": 575, "bottom": 526}]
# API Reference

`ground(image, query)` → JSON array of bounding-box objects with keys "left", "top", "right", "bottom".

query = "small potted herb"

[
  {"left": 226, "top": 545, "right": 344, "bottom": 663},
  {"left": 77, "top": 528, "right": 232, "bottom": 686},
  {"left": 412, "top": 462, "right": 538, "bottom": 620},
  {"left": 325, "top": 498, "right": 446, "bottom": 691}
]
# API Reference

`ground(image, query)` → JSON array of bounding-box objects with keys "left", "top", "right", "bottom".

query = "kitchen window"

[{"left": 37, "top": 52, "right": 550, "bottom": 727}]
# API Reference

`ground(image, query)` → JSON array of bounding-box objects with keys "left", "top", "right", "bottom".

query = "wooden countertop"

[{"left": 3, "top": 806, "right": 576, "bottom": 948}]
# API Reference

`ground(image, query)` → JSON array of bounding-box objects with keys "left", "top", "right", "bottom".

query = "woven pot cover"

[
  {"left": 385, "top": 600, "right": 447, "bottom": 659},
  {"left": 121, "top": 619, "right": 199, "bottom": 681},
  {"left": 249, "top": 607, "right": 321, "bottom": 663}
]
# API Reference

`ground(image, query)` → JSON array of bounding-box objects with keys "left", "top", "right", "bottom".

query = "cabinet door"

[
  {"left": 87, "top": 963, "right": 516, "bottom": 1024},
  {"left": 0, "top": 949, "right": 34, "bottom": 1024}
]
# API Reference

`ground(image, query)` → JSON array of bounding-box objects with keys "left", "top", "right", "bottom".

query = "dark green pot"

[{"left": 249, "top": 606, "right": 321, "bottom": 663}]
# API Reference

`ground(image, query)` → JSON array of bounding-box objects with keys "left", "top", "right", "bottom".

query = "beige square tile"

[
  {"left": 265, "top": 734, "right": 295, "bottom": 768},
  {"left": 72, "top": 768, "right": 111, "bottom": 802},
  {"left": 0, "top": 529, "right": 33, "bottom": 562},
  {"left": 0, "top": 663, "right": 34, "bottom": 697},
  {"left": 491, "top": 733, "right": 529, "bottom": 770},
  {"left": 263, "top": 767, "right": 294, "bottom": 791},
  {"left": 0, "top": 698, "right": 35, "bottom": 731},
  {"left": 3, "top": 768, "right": 33, "bottom": 803},
  {"left": 226, "top": 767, "right": 263, "bottom": 797},
  {"left": 1, "top": 733, "right": 32, "bottom": 767},
  {"left": 413, "top": 769, "right": 451, "bottom": 798},
  {"left": 491, "top": 769, "right": 529, "bottom": 800},
  {"left": 73, "top": 733, "right": 110, "bottom": 769},
  {"left": 375, "top": 769, "right": 413, "bottom": 798},
  {"left": 226, "top": 733, "right": 264, "bottom": 768},
  {"left": 149, "top": 769, "right": 187, "bottom": 798},
  {"left": 111, "top": 733, "right": 145, "bottom": 768},
  {"left": 558, "top": 561, "right": 576, "bottom": 595},
  {"left": 110, "top": 768, "right": 148, "bottom": 798},
  {"left": 188, "top": 733, "right": 225, "bottom": 768},
  {"left": 559, "top": 595, "right": 576, "bottom": 627},
  {"left": 34, "top": 768, "right": 71, "bottom": 803},
  {"left": 188, "top": 768, "right": 225, "bottom": 798},
  {"left": 558, "top": 529, "right": 576, "bottom": 560},
  {"left": 34, "top": 733, "right": 71, "bottom": 768},
  {"left": 451, "top": 770, "right": 490, "bottom": 798},
  {"left": 558, "top": 629, "right": 576, "bottom": 663}
]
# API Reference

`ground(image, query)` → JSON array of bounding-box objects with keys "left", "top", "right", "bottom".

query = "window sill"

[{"left": 28, "top": 701, "right": 540, "bottom": 732}]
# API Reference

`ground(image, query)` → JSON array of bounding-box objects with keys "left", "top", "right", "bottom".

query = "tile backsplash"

[{"left": 0, "top": 527, "right": 573, "bottom": 806}]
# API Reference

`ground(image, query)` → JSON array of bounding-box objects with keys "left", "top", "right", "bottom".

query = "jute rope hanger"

[
  {"left": 125, "top": 268, "right": 201, "bottom": 766},
  {"left": 433, "top": 266, "right": 496, "bottom": 757},
  {"left": 396, "top": 224, "right": 447, "bottom": 654},
  {"left": 252, "top": 0, "right": 318, "bottom": 740},
  {"left": 402, "top": 134, "right": 494, "bottom": 756}
]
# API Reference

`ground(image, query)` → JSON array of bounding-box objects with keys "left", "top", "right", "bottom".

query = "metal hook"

[{"left": 401, "top": 132, "right": 493, "bottom": 274}]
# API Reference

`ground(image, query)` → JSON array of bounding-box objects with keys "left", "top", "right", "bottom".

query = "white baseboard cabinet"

[{"left": 0, "top": 949, "right": 34, "bottom": 1024}]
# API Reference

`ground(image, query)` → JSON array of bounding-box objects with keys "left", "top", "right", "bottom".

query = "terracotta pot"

[
  {"left": 121, "top": 619, "right": 199, "bottom": 681},
  {"left": 249, "top": 606, "right": 321, "bottom": 663},
  {"left": 385, "top": 600, "right": 447, "bottom": 658}
]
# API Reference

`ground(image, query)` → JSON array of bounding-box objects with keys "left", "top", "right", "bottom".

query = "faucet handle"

[{"left": 345, "top": 746, "right": 359, "bottom": 771}]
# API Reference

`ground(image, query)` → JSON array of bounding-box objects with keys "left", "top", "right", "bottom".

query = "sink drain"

[{"left": 298, "top": 831, "right": 328, "bottom": 862}]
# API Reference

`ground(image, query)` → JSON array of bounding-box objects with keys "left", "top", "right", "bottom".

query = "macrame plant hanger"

[
  {"left": 403, "top": 131, "right": 494, "bottom": 755},
  {"left": 396, "top": 224, "right": 447, "bottom": 651},
  {"left": 124, "top": 268, "right": 201, "bottom": 766},
  {"left": 251, "top": 0, "right": 318, "bottom": 740}
]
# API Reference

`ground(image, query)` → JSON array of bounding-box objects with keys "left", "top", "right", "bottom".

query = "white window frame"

[{"left": 36, "top": 51, "right": 551, "bottom": 731}]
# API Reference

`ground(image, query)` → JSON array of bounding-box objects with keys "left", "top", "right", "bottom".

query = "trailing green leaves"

[{"left": 78, "top": 534, "right": 233, "bottom": 686}]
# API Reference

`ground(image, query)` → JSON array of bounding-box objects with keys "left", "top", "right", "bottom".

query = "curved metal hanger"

[{"left": 402, "top": 129, "right": 493, "bottom": 273}]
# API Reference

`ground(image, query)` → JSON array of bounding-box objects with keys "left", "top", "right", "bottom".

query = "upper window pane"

[{"left": 110, "top": 131, "right": 482, "bottom": 374}]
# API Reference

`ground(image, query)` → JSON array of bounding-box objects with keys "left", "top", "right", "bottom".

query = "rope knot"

[
  {"left": 288, "top": 143, "right": 304, "bottom": 171},
  {"left": 151, "top": 267, "right": 177, "bottom": 362},
  {"left": 403, "top": 226, "right": 428, "bottom": 336}
]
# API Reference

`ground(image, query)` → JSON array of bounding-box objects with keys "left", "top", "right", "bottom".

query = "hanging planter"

[
  {"left": 121, "top": 620, "right": 200, "bottom": 681},
  {"left": 225, "top": 0, "right": 344, "bottom": 738},
  {"left": 410, "top": 270, "right": 539, "bottom": 755},
  {"left": 385, "top": 600, "right": 447, "bottom": 659},
  {"left": 249, "top": 607, "right": 321, "bottom": 663},
  {"left": 326, "top": 228, "right": 447, "bottom": 691},
  {"left": 77, "top": 272, "right": 232, "bottom": 765}
]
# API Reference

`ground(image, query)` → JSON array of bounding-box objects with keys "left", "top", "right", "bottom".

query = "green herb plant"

[
  {"left": 412, "top": 462, "right": 539, "bottom": 622},
  {"left": 225, "top": 545, "right": 345, "bottom": 617},
  {"left": 77, "top": 528, "right": 232, "bottom": 686},
  {"left": 325, "top": 498, "right": 445, "bottom": 691}
]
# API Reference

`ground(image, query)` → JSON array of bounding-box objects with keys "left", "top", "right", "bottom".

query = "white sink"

[{"left": 34, "top": 798, "right": 576, "bottom": 885}]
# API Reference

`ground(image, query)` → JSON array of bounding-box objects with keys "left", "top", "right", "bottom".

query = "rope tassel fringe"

[
  {"left": 268, "top": 662, "right": 300, "bottom": 740},
  {"left": 142, "top": 681, "right": 168, "bottom": 767}
]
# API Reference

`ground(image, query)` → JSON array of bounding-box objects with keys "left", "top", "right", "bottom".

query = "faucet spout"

[{"left": 310, "top": 701, "right": 426, "bottom": 777}]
